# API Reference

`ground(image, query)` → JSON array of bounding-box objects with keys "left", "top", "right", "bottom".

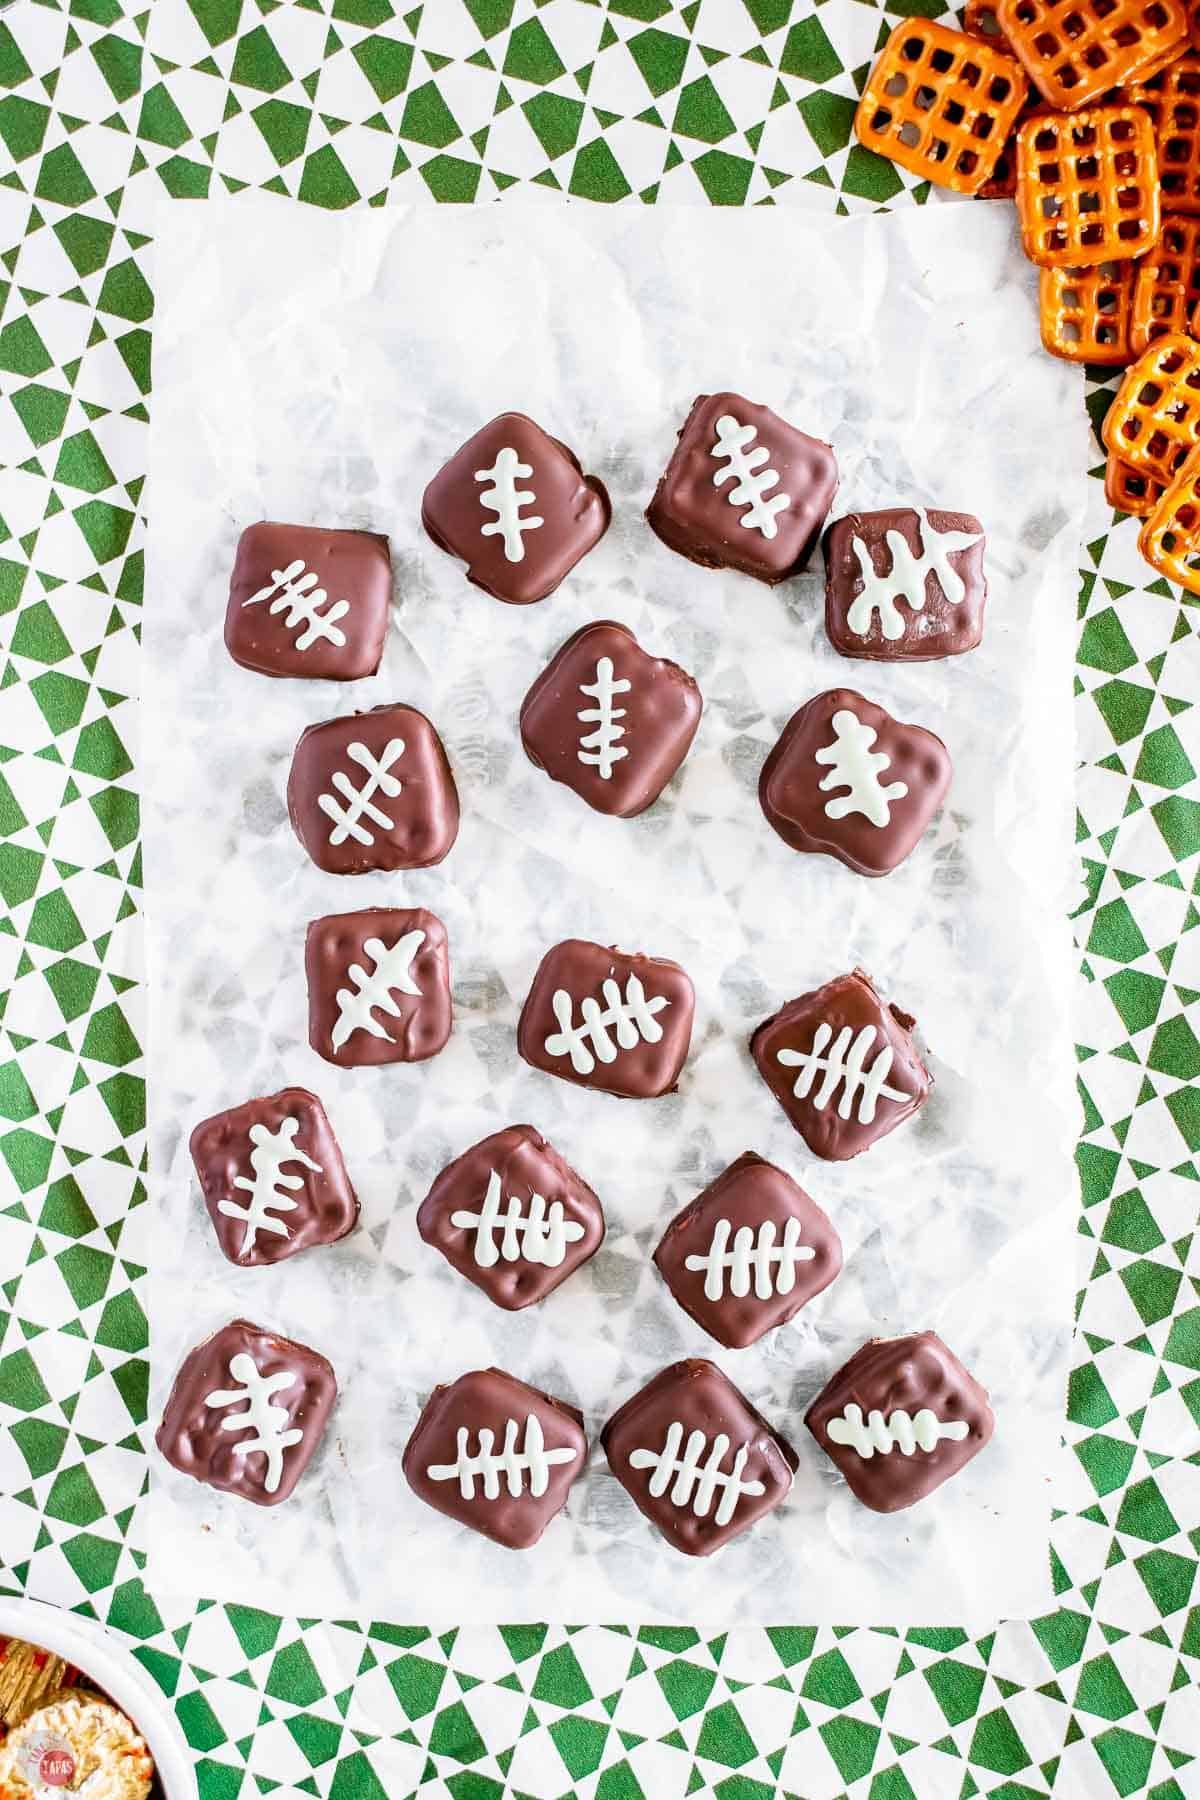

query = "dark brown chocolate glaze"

[
  {"left": 824, "top": 508, "right": 987, "bottom": 663},
  {"left": 190, "top": 1087, "right": 358, "bottom": 1268},
  {"left": 806, "top": 1331, "right": 994, "bottom": 1513},
  {"left": 306, "top": 905, "right": 452, "bottom": 1067},
  {"left": 646, "top": 392, "right": 838, "bottom": 584},
  {"left": 750, "top": 970, "right": 931, "bottom": 1161},
  {"left": 520, "top": 620, "right": 703, "bottom": 818},
  {"left": 418, "top": 1124, "right": 604, "bottom": 1311},
  {"left": 225, "top": 521, "right": 391, "bottom": 681},
  {"left": 517, "top": 938, "right": 695, "bottom": 1100},
  {"left": 602, "top": 1359, "right": 797, "bottom": 1556},
  {"left": 287, "top": 703, "right": 459, "bottom": 875},
  {"left": 403, "top": 1367, "right": 587, "bottom": 1549},
  {"left": 155, "top": 1317, "right": 336, "bottom": 1508},
  {"left": 654, "top": 1152, "right": 842, "bottom": 1349},
  {"left": 759, "top": 687, "right": 952, "bottom": 877},
  {"left": 421, "top": 412, "right": 610, "bottom": 606}
]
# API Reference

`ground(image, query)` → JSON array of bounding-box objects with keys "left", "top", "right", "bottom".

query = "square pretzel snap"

[
  {"left": 1139, "top": 440, "right": 1200, "bottom": 589},
  {"left": 1039, "top": 261, "right": 1137, "bottom": 361},
  {"left": 1016, "top": 104, "right": 1161, "bottom": 265},
  {"left": 1103, "top": 330, "right": 1200, "bottom": 480},
  {"left": 856, "top": 20, "right": 1030, "bottom": 194},
  {"left": 996, "top": 0, "right": 1187, "bottom": 112}
]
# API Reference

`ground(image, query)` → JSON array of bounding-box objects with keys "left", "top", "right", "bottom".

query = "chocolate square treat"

[
  {"left": 421, "top": 412, "right": 610, "bottom": 605},
  {"left": 806, "top": 1331, "right": 994, "bottom": 1512},
  {"left": 287, "top": 703, "right": 459, "bottom": 875},
  {"left": 517, "top": 938, "right": 695, "bottom": 1100},
  {"left": 306, "top": 906, "right": 452, "bottom": 1067},
  {"left": 653, "top": 1152, "right": 842, "bottom": 1349},
  {"left": 403, "top": 1367, "right": 587, "bottom": 1549},
  {"left": 759, "top": 687, "right": 951, "bottom": 877},
  {"left": 190, "top": 1087, "right": 358, "bottom": 1268},
  {"left": 418, "top": 1124, "right": 604, "bottom": 1311},
  {"left": 751, "top": 970, "right": 931, "bottom": 1161},
  {"left": 824, "top": 508, "right": 987, "bottom": 662},
  {"left": 646, "top": 392, "right": 838, "bottom": 584},
  {"left": 155, "top": 1318, "right": 336, "bottom": 1507},
  {"left": 520, "top": 620, "right": 703, "bottom": 818},
  {"left": 225, "top": 521, "right": 391, "bottom": 681},
  {"left": 602, "top": 1359, "right": 796, "bottom": 1556}
]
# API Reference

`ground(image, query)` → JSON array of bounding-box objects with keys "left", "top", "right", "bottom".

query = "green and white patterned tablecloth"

[{"left": 0, "top": 0, "right": 1197, "bottom": 1795}]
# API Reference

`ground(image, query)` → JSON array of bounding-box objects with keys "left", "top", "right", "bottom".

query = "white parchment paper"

[{"left": 141, "top": 196, "right": 1084, "bottom": 1625}]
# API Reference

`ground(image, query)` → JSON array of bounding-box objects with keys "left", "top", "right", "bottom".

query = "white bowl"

[{"left": 0, "top": 1597, "right": 194, "bottom": 1798}]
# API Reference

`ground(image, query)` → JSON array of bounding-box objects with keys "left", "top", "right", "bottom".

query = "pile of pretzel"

[{"left": 856, "top": 1, "right": 1200, "bottom": 594}]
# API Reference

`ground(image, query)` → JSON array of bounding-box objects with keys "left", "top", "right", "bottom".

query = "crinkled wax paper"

[{"left": 140, "top": 196, "right": 1085, "bottom": 1625}]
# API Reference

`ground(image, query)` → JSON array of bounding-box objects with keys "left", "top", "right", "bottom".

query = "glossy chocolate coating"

[
  {"left": 225, "top": 521, "right": 391, "bottom": 681},
  {"left": 602, "top": 1359, "right": 797, "bottom": 1556},
  {"left": 287, "top": 703, "right": 459, "bottom": 875},
  {"left": 418, "top": 1124, "right": 605, "bottom": 1311},
  {"left": 520, "top": 620, "right": 703, "bottom": 818},
  {"left": 190, "top": 1086, "right": 358, "bottom": 1268},
  {"left": 646, "top": 392, "right": 838, "bottom": 584},
  {"left": 421, "top": 412, "right": 610, "bottom": 606},
  {"left": 517, "top": 938, "right": 695, "bottom": 1100},
  {"left": 824, "top": 508, "right": 987, "bottom": 662},
  {"left": 759, "top": 687, "right": 952, "bottom": 877},
  {"left": 653, "top": 1152, "right": 842, "bottom": 1349},
  {"left": 306, "top": 906, "right": 452, "bottom": 1067},
  {"left": 751, "top": 970, "right": 930, "bottom": 1161},
  {"left": 806, "top": 1331, "right": 994, "bottom": 1513},
  {"left": 155, "top": 1317, "right": 336, "bottom": 1507},
  {"left": 403, "top": 1367, "right": 587, "bottom": 1549}
]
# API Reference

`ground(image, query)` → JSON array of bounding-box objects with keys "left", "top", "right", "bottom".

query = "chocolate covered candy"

[
  {"left": 806, "top": 1331, "right": 994, "bottom": 1512},
  {"left": 520, "top": 620, "right": 703, "bottom": 818},
  {"left": 646, "top": 392, "right": 838, "bottom": 584},
  {"left": 759, "top": 687, "right": 951, "bottom": 877},
  {"left": 225, "top": 521, "right": 391, "bottom": 681},
  {"left": 418, "top": 1124, "right": 604, "bottom": 1311},
  {"left": 156, "top": 1317, "right": 336, "bottom": 1507},
  {"left": 287, "top": 703, "right": 459, "bottom": 875},
  {"left": 824, "top": 508, "right": 987, "bottom": 662},
  {"left": 306, "top": 906, "right": 451, "bottom": 1067},
  {"left": 654, "top": 1152, "right": 842, "bottom": 1349},
  {"left": 421, "top": 412, "right": 610, "bottom": 605},
  {"left": 403, "top": 1367, "right": 587, "bottom": 1548},
  {"left": 602, "top": 1359, "right": 796, "bottom": 1556},
  {"left": 190, "top": 1087, "right": 358, "bottom": 1267},
  {"left": 751, "top": 970, "right": 930, "bottom": 1160},
  {"left": 518, "top": 938, "right": 695, "bottom": 1100}
]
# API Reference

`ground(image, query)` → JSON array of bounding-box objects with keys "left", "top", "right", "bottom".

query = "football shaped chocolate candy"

[
  {"left": 306, "top": 906, "right": 452, "bottom": 1067},
  {"left": 287, "top": 703, "right": 459, "bottom": 875},
  {"left": 517, "top": 938, "right": 695, "bottom": 1100},
  {"left": 824, "top": 507, "right": 986, "bottom": 662},
  {"left": 225, "top": 521, "right": 391, "bottom": 681}
]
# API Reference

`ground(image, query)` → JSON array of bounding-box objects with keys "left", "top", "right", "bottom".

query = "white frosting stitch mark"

[
  {"left": 577, "top": 657, "right": 630, "bottom": 781},
  {"left": 317, "top": 738, "right": 405, "bottom": 848},
  {"left": 684, "top": 1217, "right": 814, "bottom": 1301},
  {"left": 218, "top": 1116, "right": 321, "bottom": 1259},
  {"left": 815, "top": 708, "right": 908, "bottom": 828},
  {"left": 475, "top": 447, "right": 544, "bottom": 562},
  {"left": 710, "top": 415, "right": 791, "bottom": 539},
  {"left": 628, "top": 1423, "right": 766, "bottom": 1527},
  {"left": 777, "top": 1021, "right": 908, "bottom": 1124},
  {"left": 331, "top": 929, "right": 425, "bottom": 1052},
  {"left": 544, "top": 976, "right": 670, "bottom": 1076},
  {"left": 847, "top": 510, "right": 983, "bottom": 641},
  {"left": 243, "top": 559, "right": 350, "bottom": 650},
  {"left": 451, "top": 1169, "right": 585, "bottom": 1269},
  {"left": 426, "top": 1414, "right": 578, "bottom": 1500},
  {"left": 826, "top": 1404, "right": 969, "bottom": 1459},
  {"left": 205, "top": 1352, "right": 303, "bottom": 1495}
]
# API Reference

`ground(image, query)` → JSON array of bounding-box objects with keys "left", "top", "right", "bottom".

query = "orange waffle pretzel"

[
  {"left": 1015, "top": 105, "right": 1161, "bottom": 265},
  {"left": 1039, "top": 261, "right": 1137, "bottom": 360},
  {"left": 1155, "top": 53, "right": 1200, "bottom": 210},
  {"left": 995, "top": 0, "right": 1186, "bottom": 110},
  {"left": 1139, "top": 440, "right": 1200, "bottom": 586},
  {"left": 1105, "top": 447, "right": 1166, "bottom": 512},
  {"left": 856, "top": 20, "right": 1030, "bottom": 194},
  {"left": 1103, "top": 330, "right": 1200, "bottom": 479},
  {"left": 1131, "top": 213, "right": 1200, "bottom": 346}
]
